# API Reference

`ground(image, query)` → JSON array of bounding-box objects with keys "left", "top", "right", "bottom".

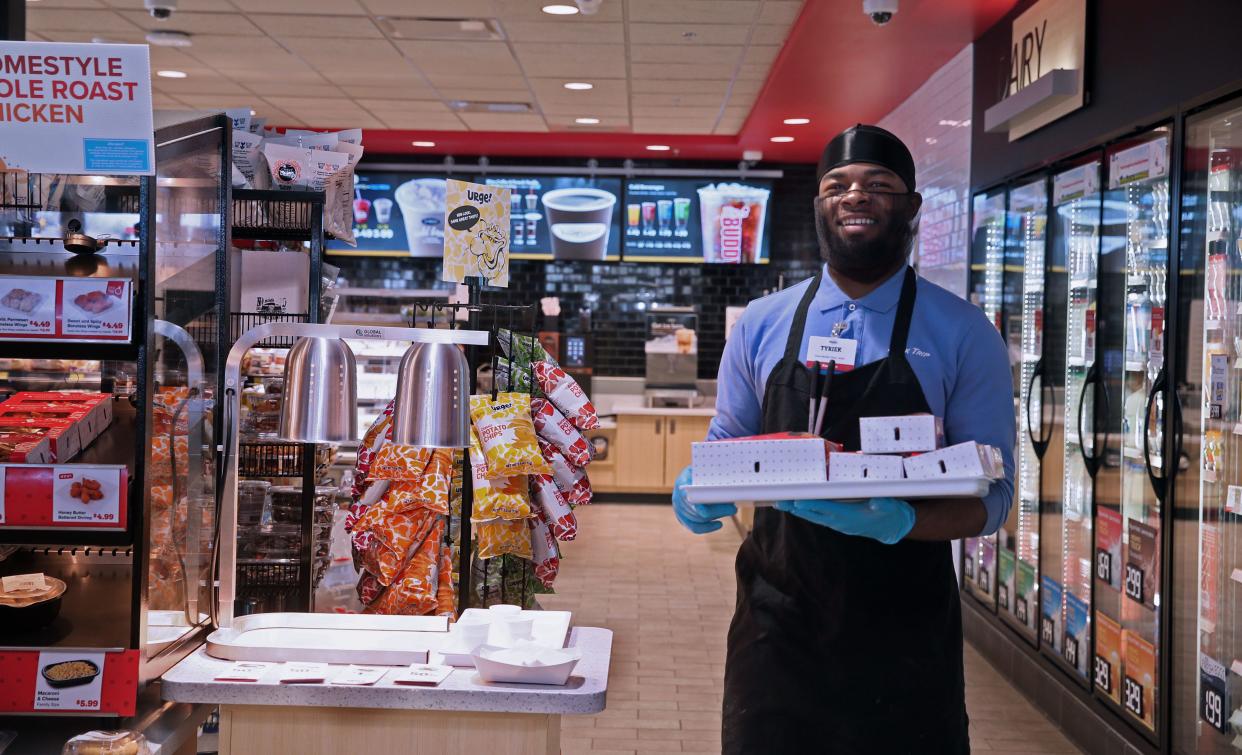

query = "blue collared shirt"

[{"left": 707, "top": 265, "right": 1016, "bottom": 537}]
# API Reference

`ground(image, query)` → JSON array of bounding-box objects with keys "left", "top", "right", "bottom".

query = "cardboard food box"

[
  {"left": 5, "top": 393, "right": 112, "bottom": 445},
  {"left": 691, "top": 432, "right": 842, "bottom": 486},
  {"left": 827, "top": 452, "right": 906, "bottom": 481},
  {"left": 0, "top": 433, "right": 53, "bottom": 464},
  {"left": 0, "top": 419, "right": 80, "bottom": 462},
  {"left": 903, "top": 441, "right": 1004, "bottom": 481},
  {"left": 859, "top": 414, "right": 944, "bottom": 454}
]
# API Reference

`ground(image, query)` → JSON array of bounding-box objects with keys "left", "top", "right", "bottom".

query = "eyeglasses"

[{"left": 816, "top": 187, "right": 912, "bottom": 201}]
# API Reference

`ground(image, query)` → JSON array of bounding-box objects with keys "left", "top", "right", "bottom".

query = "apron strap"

[
  {"left": 782, "top": 269, "right": 824, "bottom": 362},
  {"left": 888, "top": 266, "right": 918, "bottom": 355}
]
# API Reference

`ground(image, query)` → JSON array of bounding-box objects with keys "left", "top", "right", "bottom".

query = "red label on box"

[
  {"left": 0, "top": 650, "right": 139, "bottom": 716},
  {"left": 0, "top": 464, "right": 127, "bottom": 529}
]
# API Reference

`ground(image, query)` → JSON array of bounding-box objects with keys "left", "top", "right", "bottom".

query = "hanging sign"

[
  {"left": 0, "top": 42, "right": 154, "bottom": 175},
  {"left": 442, "top": 179, "right": 511, "bottom": 288},
  {"left": 1052, "top": 161, "right": 1100, "bottom": 204},
  {"left": 1109, "top": 137, "right": 1170, "bottom": 189}
]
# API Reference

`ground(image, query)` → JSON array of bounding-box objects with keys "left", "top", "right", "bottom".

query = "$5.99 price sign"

[{"left": 33, "top": 651, "right": 105, "bottom": 711}]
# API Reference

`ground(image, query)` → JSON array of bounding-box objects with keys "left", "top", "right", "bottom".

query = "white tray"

[
  {"left": 206, "top": 612, "right": 449, "bottom": 666},
  {"left": 682, "top": 476, "right": 993, "bottom": 505},
  {"left": 433, "top": 609, "right": 573, "bottom": 667}
]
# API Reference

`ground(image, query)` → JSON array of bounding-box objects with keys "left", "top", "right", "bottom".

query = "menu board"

[
  {"left": 623, "top": 179, "right": 773, "bottom": 263},
  {"left": 326, "top": 172, "right": 450, "bottom": 257},
  {"left": 481, "top": 176, "right": 622, "bottom": 261}
]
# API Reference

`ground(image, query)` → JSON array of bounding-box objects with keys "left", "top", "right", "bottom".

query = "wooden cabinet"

[{"left": 605, "top": 412, "right": 713, "bottom": 494}]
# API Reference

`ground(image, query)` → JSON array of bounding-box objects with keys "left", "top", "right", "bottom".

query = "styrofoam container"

[
  {"left": 691, "top": 432, "right": 837, "bottom": 486},
  {"left": 682, "top": 476, "right": 993, "bottom": 505},
  {"left": 472, "top": 645, "right": 582, "bottom": 686},
  {"left": 902, "top": 441, "right": 1004, "bottom": 480},
  {"left": 859, "top": 414, "right": 944, "bottom": 453},
  {"left": 828, "top": 452, "right": 905, "bottom": 481}
]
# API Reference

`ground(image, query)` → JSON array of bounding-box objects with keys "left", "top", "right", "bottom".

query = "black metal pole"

[
  {"left": 1, "top": 0, "right": 25, "bottom": 41},
  {"left": 457, "top": 279, "right": 481, "bottom": 614}
]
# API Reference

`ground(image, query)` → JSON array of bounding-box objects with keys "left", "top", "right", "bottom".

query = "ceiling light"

[
  {"left": 249, "top": 109, "right": 257, "bottom": 116},
  {"left": 156, "top": 70, "right": 188, "bottom": 79},
  {"left": 575, "top": 117, "right": 600, "bottom": 125},
  {"left": 770, "top": 136, "right": 794, "bottom": 143},
  {"left": 146, "top": 30, "right": 192, "bottom": 47},
  {"left": 646, "top": 145, "right": 670, "bottom": 152},
  {"left": 783, "top": 117, "right": 810, "bottom": 125},
  {"left": 542, "top": 4, "right": 580, "bottom": 14},
  {"left": 563, "top": 82, "right": 593, "bottom": 91},
  {"left": 412, "top": 141, "right": 436, "bottom": 147}
]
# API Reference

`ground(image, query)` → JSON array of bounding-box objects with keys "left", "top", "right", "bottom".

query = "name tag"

[{"left": 807, "top": 336, "right": 857, "bottom": 371}]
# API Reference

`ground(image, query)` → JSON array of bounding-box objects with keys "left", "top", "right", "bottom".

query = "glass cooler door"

[
  {"left": 1172, "top": 96, "right": 1242, "bottom": 754},
  {"left": 999, "top": 177, "right": 1048, "bottom": 641},
  {"left": 1042, "top": 159, "right": 1103, "bottom": 677},
  {"left": 965, "top": 188, "right": 1008, "bottom": 609}
]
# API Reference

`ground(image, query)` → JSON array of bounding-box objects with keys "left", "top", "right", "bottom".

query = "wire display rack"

[{"left": 231, "top": 189, "right": 321, "bottom": 241}]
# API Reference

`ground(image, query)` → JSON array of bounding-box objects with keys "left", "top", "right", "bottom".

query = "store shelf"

[
  {"left": 78, "top": 398, "right": 136, "bottom": 467},
  {"left": 0, "top": 549, "right": 133, "bottom": 650},
  {"left": 237, "top": 441, "right": 314, "bottom": 478},
  {"left": 230, "top": 312, "right": 311, "bottom": 349},
  {"left": 231, "top": 189, "right": 323, "bottom": 241},
  {"left": 0, "top": 341, "right": 140, "bottom": 361}
]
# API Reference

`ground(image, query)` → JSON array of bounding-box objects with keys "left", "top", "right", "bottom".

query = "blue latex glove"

[
  {"left": 672, "top": 466, "right": 737, "bottom": 534},
  {"left": 773, "top": 497, "right": 915, "bottom": 544}
]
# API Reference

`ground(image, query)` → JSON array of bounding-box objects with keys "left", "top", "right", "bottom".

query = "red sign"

[
  {"left": 0, "top": 650, "right": 139, "bottom": 716},
  {"left": 0, "top": 463, "right": 127, "bottom": 529}
]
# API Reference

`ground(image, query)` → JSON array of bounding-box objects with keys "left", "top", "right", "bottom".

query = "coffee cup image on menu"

[
  {"left": 541, "top": 187, "right": 617, "bottom": 260},
  {"left": 394, "top": 178, "right": 447, "bottom": 257}
]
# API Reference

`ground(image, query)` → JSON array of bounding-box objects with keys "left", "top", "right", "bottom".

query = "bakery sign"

[
  {"left": 984, "top": 0, "right": 1087, "bottom": 141},
  {"left": 0, "top": 41, "right": 155, "bottom": 175}
]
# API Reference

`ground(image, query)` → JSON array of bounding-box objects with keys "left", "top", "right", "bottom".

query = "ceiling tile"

[
  {"left": 628, "top": 44, "right": 742, "bottom": 66},
  {"left": 632, "top": 92, "right": 725, "bottom": 108},
  {"left": 243, "top": 81, "right": 347, "bottom": 97},
  {"left": 749, "top": 23, "right": 793, "bottom": 45},
  {"left": 284, "top": 37, "right": 411, "bottom": 71},
  {"left": 631, "top": 118, "right": 716, "bottom": 134},
  {"left": 737, "top": 62, "right": 771, "bottom": 80},
  {"left": 630, "top": 78, "right": 730, "bottom": 95},
  {"left": 628, "top": 23, "right": 750, "bottom": 46},
  {"left": 545, "top": 116, "right": 630, "bottom": 131},
  {"left": 631, "top": 62, "right": 732, "bottom": 81},
  {"left": 527, "top": 77, "right": 627, "bottom": 105},
  {"left": 248, "top": 13, "right": 383, "bottom": 38},
  {"left": 153, "top": 74, "right": 246, "bottom": 95},
  {"left": 117, "top": 10, "right": 263, "bottom": 35},
  {"left": 26, "top": 7, "right": 142, "bottom": 32},
  {"left": 359, "top": 0, "right": 496, "bottom": 16},
  {"left": 355, "top": 99, "right": 452, "bottom": 114},
  {"left": 742, "top": 44, "right": 781, "bottom": 66},
  {"left": 627, "top": 0, "right": 759, "bottom": 24},
  {"left": 103, "top": 0, "right": 241, "bottom": 10},
  {"left": 540, "top": 103, "right": 631, "bottom": 118},
  {"left": 446, "top": 88, "right": 535, "bottom": 103},
  {"left": 231, "top": 0, "right": 368, "bottom": 14},
  {"left": 152, "top": 93, "right": 188, "bottom": 108},
  {"left": 457, "top": 113, "right": 549, "bottom": 132},
  {"left": 501, "top": 20, "right": 623, "bottom": 44},
  {"left": 728, "top": 78, "right": 764, "bottom": 98},
  {"left": 492, "top": 0, "right": 623, "bottom": 22},
  {"left": 32, "top": 0, "right": 107, "bottom": 8},
  {"left": 170, "top": 94, "right": 261, "bottom": 110},
  {"left": 424, "top": 73, "right": 528, "bottom": 89},
  {"left": 222, "top": 67, "right": 332, "bottom": 85},
  {"left": 631, "top": 105, "right": 721, "bottom": 119},
  {"left": 395, "top": 40, "right": 519, "bottom": 76},
  {"left": 757, "top": 0, "right": 803, "bottom": 25},
  {"left": 374, "top": 113, "right": 467, "bottom": 130},
  {"left": 512, "top": 42, "right": 626, "bottom": 78},
  {"left": 331, "top": 83, "right": 435, "bottom": 99},
  {"left": 33, "top": 30, "right": 147, "bottom": 43}
]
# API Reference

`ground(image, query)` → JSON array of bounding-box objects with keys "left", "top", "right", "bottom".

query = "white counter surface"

[
  {"left": 161, "top": 626, "right": 611, "bottom": 716},
  {"left": 595, "top": 393, "right": 716, "bottom": 418}
]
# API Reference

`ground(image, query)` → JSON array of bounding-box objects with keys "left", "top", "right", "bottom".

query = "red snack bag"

[
  {"left": 530, "top": 512, "right": 560, "bottom": 589},
  {"left": 532, "top": 361, "right": 599, "bottom": 431},
  {"left": 530, "top": 473, "right": 577, "bottom": 541},
  {"left": 357, "top": 570, "right": 383, "bottom": 606},
  {"left": 530, "top": 397, "right": 592, "bottom": 467},
  {"left": 537, "top": 437, "right": 592, "bottom": 507}
]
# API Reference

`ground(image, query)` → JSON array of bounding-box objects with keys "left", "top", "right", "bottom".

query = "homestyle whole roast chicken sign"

[
  {"left": 442, "top": 179, "right": 511, "bottom": 288},
  {"left": 0, "top": 41, "right": 155, "bottom": 175}
]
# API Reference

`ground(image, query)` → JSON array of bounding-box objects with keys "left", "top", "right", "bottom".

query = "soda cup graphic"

[
  {"left": 657, "top": 199, "right": 673, "bottom": 237},
  {"left": 673, "top": 197, "right": 691, "bottom": 237},
  {"left": 641, "top": 202, "right": 657, "bottom": 236},
  {"left": 697, "top": 183, "right": 770, "bottom": 263},
  {"left": 626, "top": 203, "right": 641, "bottom": 236},
  {"left": 394, "top": 178, "right": 447, "bottom": 257},
  {"left": 373, "top": 198, "right": 393, "bottom": 224}
]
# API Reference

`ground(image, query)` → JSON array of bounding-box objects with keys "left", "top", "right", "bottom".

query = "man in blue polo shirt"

[{"left": 672, "top": 124, "right": 1015, "bottom": 754}]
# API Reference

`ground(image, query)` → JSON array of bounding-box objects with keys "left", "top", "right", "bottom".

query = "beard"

[{"left": 814, "top": 200, "right": 916, "bottom": 283}]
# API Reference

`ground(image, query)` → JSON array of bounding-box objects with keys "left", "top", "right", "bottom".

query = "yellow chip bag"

[
  {"left": 474, "top": 518, "right": 533, "bottom": 560},
  {"left": 469, "top": 430, "right": 531, "bottom": 522},
  {"left": 469, "top": 392, "right": 551, "bottom": 477}
]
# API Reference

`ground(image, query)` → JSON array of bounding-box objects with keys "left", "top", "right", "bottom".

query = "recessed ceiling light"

[
  {"left": 146, "top": 30, "right": 192, "bottom": 47},
  {"left": 563, "top": 82, "right": 593, "bottom": 91},
  {"left": 411, "top": 141, "right": 436, "bottom": 147},
  {"left": 770, "top": 136, "right": 794, "bottom": 143},
  {"left": 575, "top": 117, "right": 600, "bottom": 125},
  {"left": 249, "top": 109, "right": 257, "bottom": 116},
  {"left": 646, "top": 145, "right": 671, "bottom": 152},
  {"left": 542, "top": 4, "right": 579, "bottom": 14},
  {"left": 156, "top": 70, "right": 187, "bottom": 79},
  {"left": 783, "top": 117, "right": 810, "bottom": 125}
]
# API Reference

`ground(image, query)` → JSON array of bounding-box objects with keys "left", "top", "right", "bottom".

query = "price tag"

[
  {"left": 979, "top": 567, "right": 991, "bottom": 594},
  {"left": 1064, "top": 635, "right": 1079, "bottom": 669},
  {"left": 60, "top": 279, "right": 133, "bottom": 339},
  {"left": 214, "top": 662, "right": 272, "bottom": 682},
  {"left": 33, "top": 651, "right": 105, "bottom": 711},
  {"left": 1, "top": 573, "right": 46, "bottom": 593},
  {"left": 998, "top": 583, "right": 1009, "bottom": 611},
  {"left": 1123, "top": 675, "right": 1145, "bottom": 719},
  {"left": 390, "top": 664, "right": 453, "bottom": 687},
  {"left": 51, "top": 469, "right": 121, "bottom": 524},
  {"left": 1094, "top": 655, "right": 1113, "bottom": 694},
  {"left": 964, "top": 554, "right": 974, "bottom": 579},
  {"left": 1041, "top": 616, "right": 1056, "bottom": 646},
  {"left": 277, "top": 662, "right": 329, "bottom": 684},
  {"left": 1201, "top": 675, "right": 1228, "bottom": 733},
  {"left": 1124, "top": 564, "right": 1144, "bottom": 603},
  {"left": 331, "top": 666, "right": 388, "bottom": 686},
  {"left": 1015, "top": 598, "right": 1029, "bottom": 625},
  {"left": 1096, "top": 550, "right": 1112, "bottom": 584},
  {"left": 0, "top": 276, "right": 56, "bottom": 337}
]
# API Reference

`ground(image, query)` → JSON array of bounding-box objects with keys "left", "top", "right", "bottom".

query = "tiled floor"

[{"left": 541, "top": 504, "right": 1083, "bottom": 755}]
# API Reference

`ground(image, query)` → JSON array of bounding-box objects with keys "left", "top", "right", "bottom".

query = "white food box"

[
  {"left": 859, "top": 414, "right": 944, "bottom": 454},
  {"left": 902, "top": 441, "right": 1004, "bottom": 480},
  {"left": 691, "top": 432, "right": 838, "bottom": 486},
  {"left": 827, "top": 452, "right": 905, "bottom": 481},
  {"left": 239, "top": 251, "right": 310, "bottom": 315}
]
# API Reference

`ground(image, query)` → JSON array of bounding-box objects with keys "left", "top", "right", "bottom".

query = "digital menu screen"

[
  {"left": 622, "top": 179, "right": 773, "bottom": 264},
  {"left": 327, "top": 172, "right": 452, "bottom": 257},
  {"left": 481, "top": 176, "right": 622, "bottom": 261}
]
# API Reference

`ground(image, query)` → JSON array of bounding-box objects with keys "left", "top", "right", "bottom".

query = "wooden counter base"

[{"left": 219, "top": 705, "right": 560, "bottom": 755}]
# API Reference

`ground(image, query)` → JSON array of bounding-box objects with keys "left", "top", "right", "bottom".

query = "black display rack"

[{"left": 223, "top": 189, "right": 326, "bottom": 614}]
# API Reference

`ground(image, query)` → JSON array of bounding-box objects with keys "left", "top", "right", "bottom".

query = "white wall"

[{"left": 878, "top": 45, "right": 974, "bottom": 299}]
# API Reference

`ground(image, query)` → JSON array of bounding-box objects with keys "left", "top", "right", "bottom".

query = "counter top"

[
  {"left": 595, "top": 393, "right": 716, "bottom": 418},
  {"left": 160, "top": 626, "right": 611, "bottom": 716}
]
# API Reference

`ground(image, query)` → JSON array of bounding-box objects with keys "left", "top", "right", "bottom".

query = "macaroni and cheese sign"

[{"left": 0, "top": 41, "right": 154, "bottom": 175}]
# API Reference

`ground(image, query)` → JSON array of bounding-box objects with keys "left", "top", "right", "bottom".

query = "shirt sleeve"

[
  {"left": 707, "top": 309, "right": 763, "bottom": 440},
  {"left": 944, "top": 313, "right": 1016, "bottom": 536}
]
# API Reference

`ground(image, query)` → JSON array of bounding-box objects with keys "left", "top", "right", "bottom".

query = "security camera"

[
  {"left": 574, "top": 0, "right": 602, "bottom": 15},
  {"left": 863, "top": 0, "right": 897, "bottom": 25},
  {"left": 144, "top": 0, "right": 178, "bottom": 20}
]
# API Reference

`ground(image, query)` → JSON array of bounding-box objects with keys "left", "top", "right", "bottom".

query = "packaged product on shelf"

[
  {"left": 691, "top": 431, "right": 840, "bottom": 487},
  {"left": 364, "top": 517, "right": 445, "bottom": 616},
  {"left": 532, "top": 361, "right": 599, "bottom": 430},
  {"left": 530, "top": 473, "right": 577, "bottom": 541},
  {"left": 475, "top": 518, "right": 533, "bottom": 560},
  {"left": 537, "top": 437, "right": 591, "bottom": 506},
  {"left": 231, "top": 130, "right": 265, "bottom": 189},
  {"left": 901, "top": 441, "right": 1005, "bottom": 480},
  {"left": 494, "top": 357, "right": 533, "bottom": 393},
  {"left": 330, "top": 128, "right": 363, "bottom": 146},
  {"left": 323, "top": 141, "right": 364, "bottom": 246},
  {"left": 262, "top": 143, "right": 350, "bottom": 193},
  {"left": 249, "top": 117, "right": 266, "bottom": 134},
  {"left": 0, "top": 433, "right": 52, "bottom": 464},
  {"left": 0, "top": 419, "right": 79, "bottom": 461},
  {"left": 530, "top": 511, "right": 560, "bottom": 589},
  {"left": 469, "top": 431, "right": 532, "bottom": 521},
  {"left": 827, "top": 452, "right": 905, "bottom": 481},
  {"left": 354, "top": 502, "right": 440, "bottom": 584},
  {"left": 497, "top": 329, "right": 557, "bottom": 366},
  {"left": 434, "top": 544, "right": 456, "bottom": 616},
  {"left": 264, "top": 131, "right": 341, "bottom": 151},
  {"left": 469, "top": 392, "right": 552, "bottom": 477},
  {"left": 531, "top": 397, "right": 592, "bottom": 467},
  {"left": 858, "top": 414, "right": 944, "bottom": 454},
  {"left": 367, "top": 443, "right": 433, "bottom": 481}
]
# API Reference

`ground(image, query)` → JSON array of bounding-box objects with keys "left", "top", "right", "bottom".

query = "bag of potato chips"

[
  {"left": 469, "top": 431, "right": 531, "bottom": 521},
  {"left": 469, "top": 393, "right": 551, "bottom": 477},
  {"left": 475, "top": 518, "right": 533, "bottom": 560}
]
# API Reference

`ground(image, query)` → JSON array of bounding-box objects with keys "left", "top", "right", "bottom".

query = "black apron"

[{"left": 722, "top": 267, "right": 969, "bottom": 754}]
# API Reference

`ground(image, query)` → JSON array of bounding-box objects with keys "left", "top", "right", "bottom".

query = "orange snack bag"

[
  {"left": 475, "top": 518, "right": 533, "bottom": 560},
  {"left": 365, "top": 518, "right": 445, "bottom": 616}
]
